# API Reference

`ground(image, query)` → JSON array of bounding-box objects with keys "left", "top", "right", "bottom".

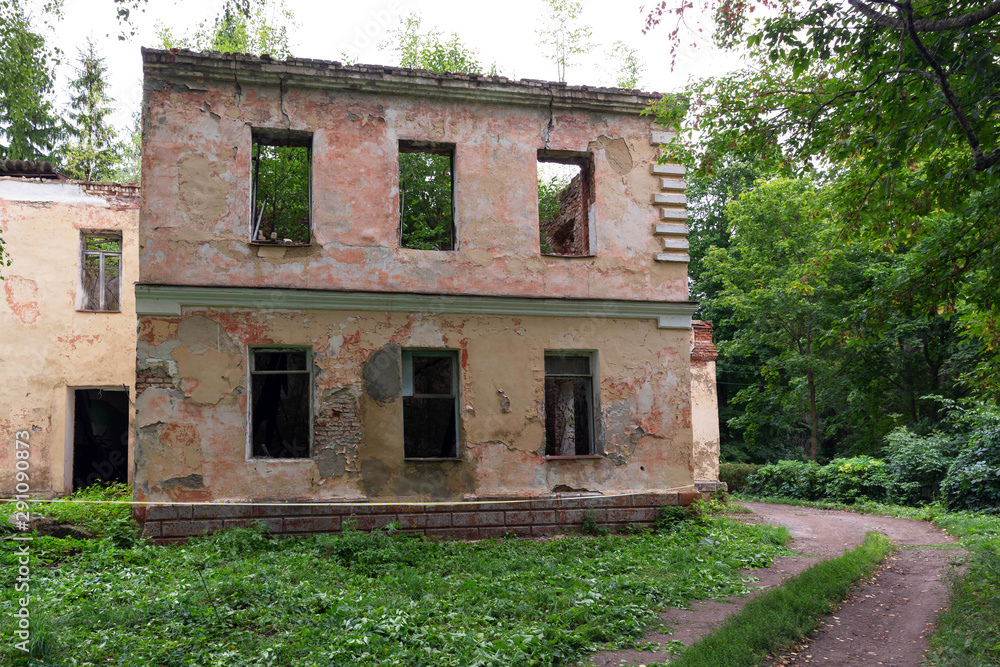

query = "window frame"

[
  {"left": 401, "top": 348, "right": 461, "bottom": 461},
  {"left": 543, "top": 350, "right": 601, "bottom": 459},
  {"left": 247, "top": 345, "right": 314, "bottom": 461},
  {"left": 79, "top": 232, "right": 122, "bottom": 313},
  {"left": 536, "top": 150, "right": 596, "bottom": 258},
  {"left": 249, "top": 128, "right": 313, "bottom": 246},
  {"left": 398, "top": 139, "right": 458, "bottom": 252}
]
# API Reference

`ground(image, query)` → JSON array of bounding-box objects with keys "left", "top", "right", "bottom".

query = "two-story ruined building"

[{"left": 134, "top": 48, "right": 716, "bottom": 538}]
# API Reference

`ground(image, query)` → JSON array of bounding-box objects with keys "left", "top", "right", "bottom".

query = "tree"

[
  {"left": 60, "top": 38, "right": 120, "bottom": 181},
  {"left": 158, "top": 0, "right": 296, "bottom": 58},
  {"left": 0, "top": 0, "right": 61, "bottom": 161},
  {"left": 536, "top": 0, "right": 593, "bottom": 82},
  {"left": 604, "top": 40, "right": 644, "bottom": 89},
  {"left": 382, "top": 13, "right": 491, "bottom": 74},
  {"left": 645, "top": 0, "right": 1000, "bottom": 172}
]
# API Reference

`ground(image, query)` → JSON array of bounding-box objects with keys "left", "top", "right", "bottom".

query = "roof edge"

[{"left": 141, "top": 47, "right": 670, "bottom": 115}]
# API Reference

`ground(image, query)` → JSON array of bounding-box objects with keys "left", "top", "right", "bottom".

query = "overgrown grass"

[
  {"left": 736, "top": 493, "right": 1000, "bottom": 667},
  {"left": 923, "top": 512, "right": 1000, "bottom": 667},
  {"left": 669, "top": 532, "right": 894, "bottom": 667},
  {"left": 0, "top": 500, "right": 791, "bottom": 666}
]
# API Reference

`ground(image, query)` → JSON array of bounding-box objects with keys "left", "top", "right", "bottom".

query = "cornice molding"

[
  {"left": 135, "top": 284, "right": 698, "bottom": 330},
  {"left": 141, "top": 48, "right": 665, "bottom": 116}
]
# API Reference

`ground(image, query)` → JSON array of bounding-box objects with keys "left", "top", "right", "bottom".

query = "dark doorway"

[{"left": 73, "top": 389, "right": 129, "bottom": 491}]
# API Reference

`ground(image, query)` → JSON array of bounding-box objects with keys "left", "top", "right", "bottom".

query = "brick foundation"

[{"left": 134, "top": 491, "right": 700, "bottom": 542}]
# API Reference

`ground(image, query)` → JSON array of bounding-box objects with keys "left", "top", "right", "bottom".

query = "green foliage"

[
  {"left": 604, "top": 40, "right": 643, "bottom": 89},
  {"left": 536, "top": 0, "right": 592, "bottom": 82},
  {"left": 383, "top": 13, "right": 491, "bottom": 75},
  {"left": 580, "top": 509, "right": 608, "bottom": 536},
  {"left": 718, "top": 463, "right": 763, "bottom": 494},
  {"left": 745, "top": 460, "right": 821, "bottom": 500},
  {"left": 399, "top": 151, "right": 453, "bottom": 251},
  {"left": 537, "top": 172, "right": 572, "bottom": 253},
  {"left": 253, "top": 142, "right": 310, "bottom": 243},
  {"left": 670, "top": 532, "right": 894, "bottom": 667},
  {"left": 0, "top": 514, "right": 790, "bottom": 666},
  {"left": 815, "top": 456, "right": 890, "bottom": 504},
  {"left": 0, "top": 0, "right": 61, "bottom": 160},
  {"left": 883, "top": 427, "right": 962, "bottom": 505},
  {"left": 60, "top": 37, "right": 121, "bottom": 181},
  {"left": 157, "top": 0, "right": 296, "bottom": 57},
  {"left": 942, "top": 423, "right": 1000, "bottom": 513}
]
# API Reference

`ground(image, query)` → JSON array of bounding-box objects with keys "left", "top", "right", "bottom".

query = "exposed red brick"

[
  {"left": 160, "top": 519, "right": 222, "bottom": 537},
  {"left": 451, "top": 511, "right": 505, "bottom": 527},
  {"left": 284, "top": 516, "right": 342, "bottom": 533}
]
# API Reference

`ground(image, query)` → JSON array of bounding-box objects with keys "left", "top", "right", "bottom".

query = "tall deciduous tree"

[
  {"left": 61, "top": 37, "right": 119, "bottom": 181},
  {"left": 536, "top": 0, "right": 593, "bottom": 82},
  {"left": 0, "top": 0, "right": 61, "bottom": 161},
  {"left": 382, "top": 13, "right": 491, "bottom": 74},
  {"left": 158, "top": 0, "right": 296, "bottom": 58}
]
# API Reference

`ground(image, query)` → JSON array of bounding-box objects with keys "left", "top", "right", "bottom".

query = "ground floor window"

[
  {"left": 250, "top": 348, "right": 312, "bottom": 458},
  {"left": 402, "top": 350, "right": 459, "bottom": 458},
  {"left": 544, "top": 352, "right": 596, "bottom": 456}
]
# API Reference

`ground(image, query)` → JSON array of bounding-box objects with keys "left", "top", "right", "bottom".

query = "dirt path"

[{"left": 587, "top": 503, "right": 961, "bottom": 667}]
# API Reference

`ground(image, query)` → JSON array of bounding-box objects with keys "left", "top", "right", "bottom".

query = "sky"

[{"left": 29, "top": 0, "right": 743, "bottom": 135}]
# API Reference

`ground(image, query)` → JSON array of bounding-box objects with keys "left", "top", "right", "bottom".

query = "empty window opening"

[
  {"left": 399, "top": 141, "right": 455, "bottom": 251},
  {"left": 537, "top": 152, "right": 593, "bottom": 256},
  {"left": 250, "top": 348, "right": 312, "bottom": 458},
  {"left": 72, "top": 389, "right": 129, "bottom": 491},
  {"left": 251, "top": 129, "right": 311, "bottom": 245},
  {"left": 402, "top": 350, "right": 458, "bottom": 458},
  {"left": 81, "top": 233, "right": 121, "bottom": 312},
  {"left": 544, "top": 353, "right": 596, "bottom": 456}
]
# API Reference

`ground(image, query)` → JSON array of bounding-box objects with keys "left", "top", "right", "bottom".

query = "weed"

[{"left": 581, "top": 509, "right": 609, "bottom": 536}]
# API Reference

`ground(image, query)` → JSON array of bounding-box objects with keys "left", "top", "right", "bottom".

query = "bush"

[
  {"left": 883, "top": 428, "right": 962, "bottom": 505},
  {"left": 744, "top": 460, "right": 821, "bottom": 499},
  {"left": 815, "top": 456, "right": 890, "bottom": 503},
  {"left": 941, "top": 425, "right": 1000, "bottom": 513},
  {"left": 719, "top": 463, "right": 764, "bottom": 494}
]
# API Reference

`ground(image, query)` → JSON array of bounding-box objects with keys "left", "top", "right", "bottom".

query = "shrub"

[
  {"left": 883, "top": 428, "right": 962, "bottom": 505},
  {"left": 941, "top": 425, "right": 1000, "bottom": 513},
  {"left": 744, "top": 460, "right": 821, "bottom": 499},
  {"left": 816, "top": 456, "right": 890, "bottom": 503},
  {"left": 719, "top": 463, "right": 764, "bottom": 494}
]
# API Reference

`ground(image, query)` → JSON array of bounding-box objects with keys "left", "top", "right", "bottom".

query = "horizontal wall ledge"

[
  {"left": 660, "top": 208, "right": 689, "bottom": 220},
  {"left": 656, "top": 253, "right": 691, "bottom": 264},
  {"left": 650, "top": 131, "right": 678, "bottom": 145},
  {"left": 660, "top": 178, "right": 686, "bottom": 191},
  {"left": 135, "top": 284, "right": 700, "bottom": 330},
  {"left": 655, "top": 223, "right": 689, "bottom": 235},
  {"left": 653, "top": 193, "right": 688, "bottom": 205},
  {"left": 652, "top": 163, "right": 686, "bottom": 176},
  {"left": 662, "top": 239, "right": 690, "bottom": 250}
]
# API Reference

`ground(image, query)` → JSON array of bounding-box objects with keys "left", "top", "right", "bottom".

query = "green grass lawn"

[{"left": 0, "top": 487, "right": 791, "bottom": 667}]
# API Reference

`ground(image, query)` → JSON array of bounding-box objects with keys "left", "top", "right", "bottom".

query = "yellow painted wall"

[{"left": 0, "top": 179, "right": 139, "bottom": 496}]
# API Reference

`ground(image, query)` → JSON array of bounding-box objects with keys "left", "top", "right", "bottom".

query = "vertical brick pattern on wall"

[
  {"left": 690, "top": 320, "right": 717, "bottom": 362},
  {"left": 139, "top": 491, "right": 700, "bottom": 542}
]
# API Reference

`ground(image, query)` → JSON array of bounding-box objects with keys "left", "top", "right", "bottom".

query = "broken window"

[
  {"left": 251, "top": 129, "right": 311, "bottom": 245},
  {"left": 250, "top": 348, "right": 312, "bottom": 459},
  {"left": 544, "top": 353, "right": 596, "bottom": 456},
  {"left": 81, "top": 233, "right": 121, "bottom": 312},
  {"left": 402, "top": 350, "right": 459, "bottom": 458},
  {"left": 399, "top": 141, "right": 455, "bottom": 251},
  {"left": 537, "top": 151, "right": 593, "bottom": 256}
]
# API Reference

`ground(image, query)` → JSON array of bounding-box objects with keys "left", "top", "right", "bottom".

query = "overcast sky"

[{"left": 31, "top": 0, "right": 742, "bottom": 134}]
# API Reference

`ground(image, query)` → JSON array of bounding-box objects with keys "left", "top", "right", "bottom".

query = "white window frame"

[
  {"left": 543, "top": 350, "right": 600, "bottom": 457},
  {"left": 247, "top": 346, "right": 314, "bottom": 460},
  {"left": 79, "top": 232, "right": 122, "bottom": 312}
]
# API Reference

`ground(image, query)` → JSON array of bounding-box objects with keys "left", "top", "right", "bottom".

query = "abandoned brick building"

[
  {"left": 0, "top": 166, "right": 140, "bottom": 497},
  {"left": 129, "top": 47, "right": 718, "bottom": 538}
]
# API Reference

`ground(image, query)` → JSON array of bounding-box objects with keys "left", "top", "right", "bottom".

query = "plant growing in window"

[
  {"left": 537, "top": 151, "right": 593, "bottom": 256},
  {"left": 251, "top": 129, "right": 311, "bottom": 245},
  {"left": 399, "top": 141, "right": 455, "bottom": 251}
]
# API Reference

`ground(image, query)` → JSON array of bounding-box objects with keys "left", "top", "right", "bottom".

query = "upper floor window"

[
  {"left": 544, "top": 352, "right": 597, "bottom": 456},
  {"left": 399, "top": 140, "right": 455, "bottom": 251},
  {"left": 537, "top": 151, "right": 594, "bottom": 257},
  {"left": 80, "top": 233, "right": 121, "bottom": 312},
  {"left": 402, "top": 350, "right": 459, "bottom": 458},
  {"left": 250, "top": 347, "right": 312, "bottom": 459},
  {"left": 251, "top": 129, "right": 311, "bottom": 245}
]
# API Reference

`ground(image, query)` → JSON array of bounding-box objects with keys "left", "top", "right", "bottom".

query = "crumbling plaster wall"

[
  {"left": 140, "top": 72, "right": 685, "bottom": 301},
  {"left": 0, "top": 179, "right": 139, "bottom": 496},
  {"left": 134, "top": 309, "right": 693, "bottom": 503},
  {"left": 690, "top": 321, "right": 721, "bottom": 482}
]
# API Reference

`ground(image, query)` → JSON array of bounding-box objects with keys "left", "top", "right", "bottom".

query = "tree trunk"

[{"left": 807, "top": 368, "right": 819, "bottom": 462}]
